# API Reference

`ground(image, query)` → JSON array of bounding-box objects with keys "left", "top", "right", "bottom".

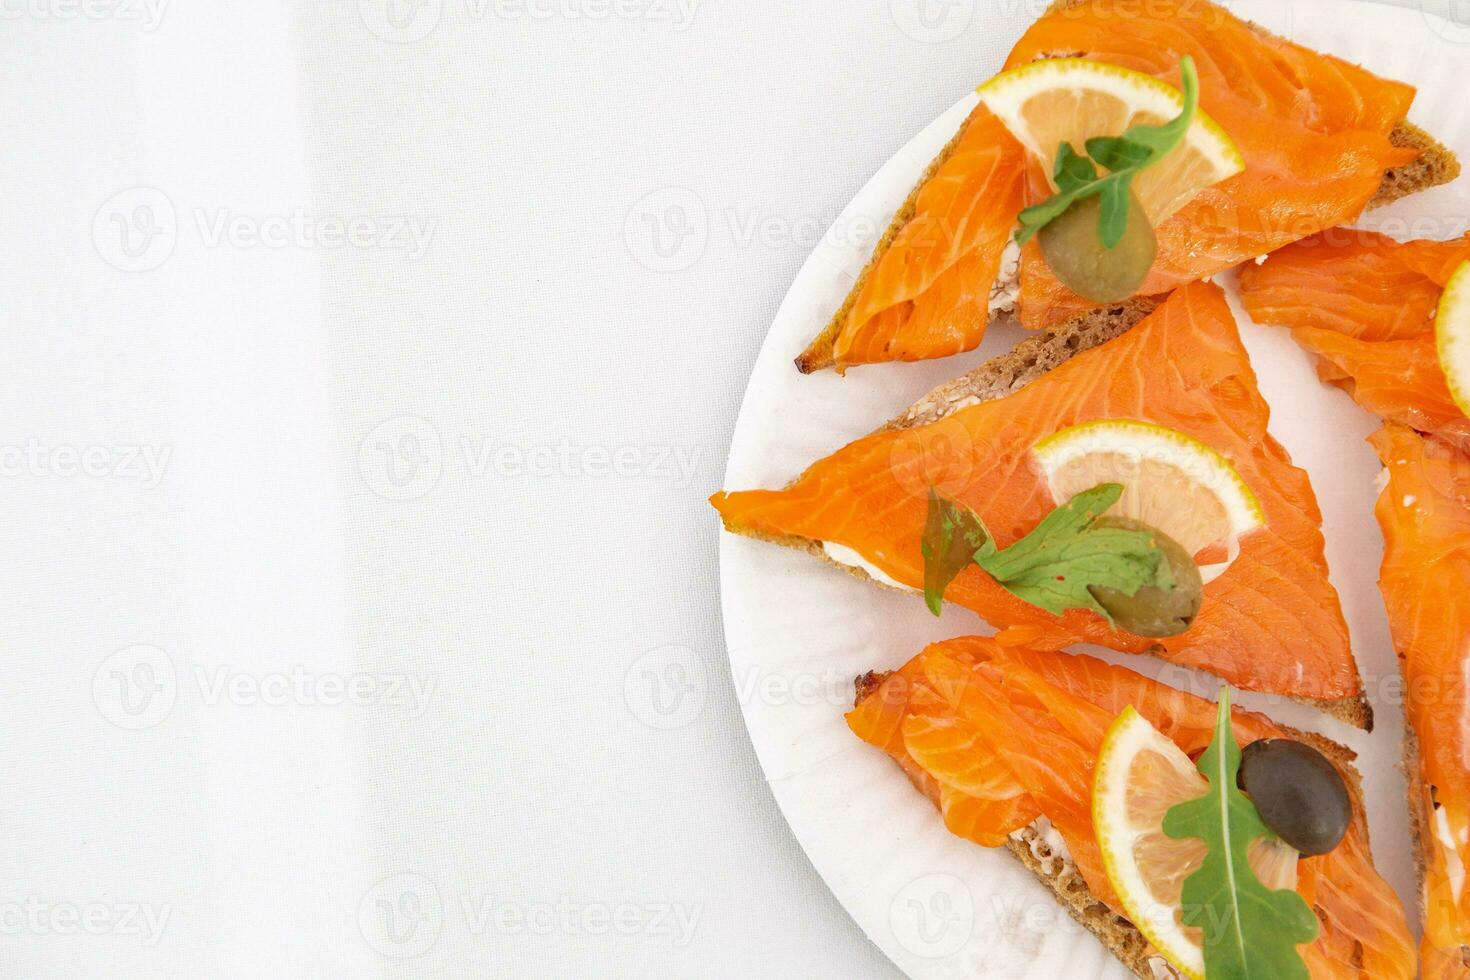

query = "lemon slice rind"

[
  {"left": 1032, "top": 419, "right": 1264, "bottom": 571},
  {"left": 978, "top": 58, "right": 1244, "bottom": 225},
  {"left": 1093, "top": 706, "right": 1209, "bottom": 980},
  {"left": 1436, "top": 259, "right": 1470, "bottom": 418}
]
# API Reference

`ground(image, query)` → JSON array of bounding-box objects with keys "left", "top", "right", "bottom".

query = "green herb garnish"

[
  {"left": 921, "top": 487, "right": 992, "bottom": 616},
  {"left": 1015, "top": 57, "right": 1200, "bottom": 249},
  {"left": 921, "top": 483, "right": 1172, "bottom": 623},
  {"left": 1162, "top": 689, "right": 1320, "bottom": 980}
]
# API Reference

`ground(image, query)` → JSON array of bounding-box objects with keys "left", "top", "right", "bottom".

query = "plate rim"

[{"left": 715, "top": 2, "right": 1468, "bottom": 976}]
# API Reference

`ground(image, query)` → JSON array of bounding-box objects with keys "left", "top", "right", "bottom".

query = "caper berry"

[
  {"left": 1088, "top": 517, "right": 1202, "bottom": 638},
  {"left": 1239, "top": 738, "right": 1352, "bottom": 857},
  {"left": 1037, "top": 192, "right": 1158, "bottom": 303}
]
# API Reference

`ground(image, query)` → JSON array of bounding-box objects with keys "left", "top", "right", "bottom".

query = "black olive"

[
  {"left": 1088, "top": 517, "right": 1203, "bottom": 637},
  {"left": 1239, "top": 738, "right": 1352, "bottom": 857},
  {"left": 1037, "top": 192, "right": 1158, "bottom": 304}
]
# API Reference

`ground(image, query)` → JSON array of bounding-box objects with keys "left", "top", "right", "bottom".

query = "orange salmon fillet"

[
  {"left": 832, "top": 106, "right": 1026, "bottom": 369},
  {"left": 821, "top": 0, "right": 1422, "bottom": 368},
  {"left": 1239, "top": 230, "right": 1470, "bottom": 450},
  {"left": 1372, "top": 424, "right": 1470, "bottom": 974},
  {"left": 1007, "top": 0, "right": 1419, "bottom": 330},
  {"left": 848, "top": 636, "right": 1416, "bottom": 979},
  {"left": 715, "top": 281, "right": 1361, "bottom": 705}
]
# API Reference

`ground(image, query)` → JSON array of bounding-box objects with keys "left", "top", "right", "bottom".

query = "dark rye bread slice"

[
  {"left": 1404, "top": 723, "right": 1470, "bottom": 969},
  {"left": 853, "top": 670, "right": 1373, "bottom": 980},
  {"left": 795, "top": 9, "right": 1461, "bottom": 374},
  {"left": 727, "top": 300, "right": 1374, "bottom": 729}
]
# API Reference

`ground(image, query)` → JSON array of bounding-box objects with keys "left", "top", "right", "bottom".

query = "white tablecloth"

[{"left": 2, "top": 0, "right": 1456, "bottom": 976}]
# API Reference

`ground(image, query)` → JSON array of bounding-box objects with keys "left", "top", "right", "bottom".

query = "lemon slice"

[
  {"left": 978, "top": 59, "right": 1244, "bottom": 225},
  {"left": 1032, "top": 420, "right": 1264, "bottom": 578},
  {"left": 1436, "top": 259, "right": 1470, "bottom": 417},
  {"left": 1093, "top": 706, "right": 1300, "bottom": 980}
]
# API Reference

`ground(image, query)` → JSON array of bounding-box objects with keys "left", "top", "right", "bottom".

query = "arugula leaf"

[
  {"left": 1113, "top": 59, "right": 1200, "bottom": 158},
  {"left": 1054, "top": 142, "right": 1100, "bottom": 192},
  {"left": 1084, "top": 135, "right": 1152, "bottom": 172},
  {"left": 974, "top": 483, "right": 1167, "bottom": 623},
  {"left": 1011, "top": 144, "right": 1100, "bottom": 238},
  {"left": 1096, "top": 174, "right": 1138, "bottom": 251},
  {"left": 1162, "top": 690, "right": 1320, "bottom": 980},
  {"left": 1014, "top": 56, "right": 1201, "bottom": 249},
  {"left": 920, "top": 484, "right": 1170, "bottom": 624},
  {"left": 921, "top": 489, "right": 995, "bottom": 615}
]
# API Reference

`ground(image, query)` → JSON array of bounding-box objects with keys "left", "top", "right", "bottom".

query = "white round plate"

[{"left": 717, "top": 2, "right": 1470, "bottom": 977}]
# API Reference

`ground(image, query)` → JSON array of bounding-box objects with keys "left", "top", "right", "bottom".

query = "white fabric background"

[{"left": 2, "top": 1, "right": 1462, "bottom": 977}]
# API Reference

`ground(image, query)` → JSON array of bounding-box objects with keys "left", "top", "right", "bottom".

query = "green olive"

[
  {"left": 1088, "top": 517, "right": 1202, "bottom": 638},
  {"left": 1037, "top": 192, "right": 1157, "bottom": 303},
  {"left": 1239, "top": 738, "right": 1351, "bottom": 856}
]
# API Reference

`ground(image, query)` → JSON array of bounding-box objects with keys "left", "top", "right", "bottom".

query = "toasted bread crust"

[
  {"left": 854, "top": 672, "right": 1366, "bottom": 978},
  {"left": 1014, "top": 724, "right": 1366, "bottom": 978},
  {"left": 730, "top": 301, "right": 1375, "bottom": 729},
  {"left": 1404, "top": 721, "right": 1470, "bottom": 969},
  {"left": 1372, "top": 118, "right": 1463, "bottom": 211},
  {"left": 883, "top": 296, "right": 1161, "bottom": 428},
  {"left": 798, "top": 7, "right": 1459, "bottom": 374},
  {"left": 1406, "top": 721, "right": 1432, "bottom": 931},
  {"left": 793, "top": 117, "right": 975, "bottom": 374}
]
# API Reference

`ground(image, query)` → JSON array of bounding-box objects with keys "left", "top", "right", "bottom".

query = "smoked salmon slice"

[
  {"left": 1239, "top": 231, "right": 1470, "bottom": 451},
  {"left": 795, "top": 105, "right": 1027, "bottom": 373},
  {"left": 848, "top": 636, "right": 1416, "bottom": 979},
  {"left": 1240, "top": 238, "right": 1470, "bottom": 974},
  {"left": 1005, "top": 0, "right": 1423, "bottom": 331},
  {"left": 1371, "top": 423, "right": 1470, "bottom": 976},
  {"left": 717, "top": 281, "right": 1367, "bottom": 721},
  {"left": 800, "top": 0, "right": 1438, "bottom": 371}
]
